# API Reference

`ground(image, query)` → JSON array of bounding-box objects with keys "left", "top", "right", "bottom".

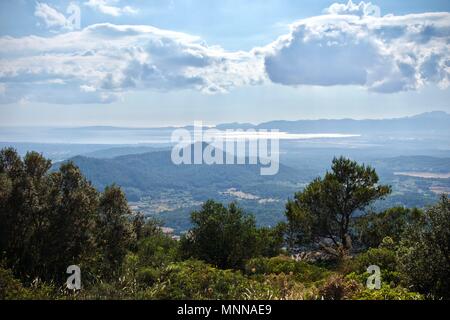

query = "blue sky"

[{"left": 0, "top": 0, "right": 449, "bottom": 126}]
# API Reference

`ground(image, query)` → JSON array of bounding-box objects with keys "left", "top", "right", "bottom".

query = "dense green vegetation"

[{"left": 1, "top": 148, "right": 449, "bottom": 300}]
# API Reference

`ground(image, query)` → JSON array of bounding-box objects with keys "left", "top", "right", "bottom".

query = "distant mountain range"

[
  {"left": 216, "top": 111, "right": 450, "bottom": 134},
  {"left": 2, "top": 111, "right": 449, "bottom": 163},
  {"left": 2, "top": 111, "right": 449, "bottom": 145}
]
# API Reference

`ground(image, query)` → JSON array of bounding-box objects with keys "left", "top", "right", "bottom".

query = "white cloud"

[
  {"left": 0, "top": 23, "right": 264, "bottom": 104},
  {"left": 263, "top": 5, "right": 450, "bottom": 93},
  {"left": 84, "top": 0, "right": 138, "bottom": 17},
  {"left": 34, "top": 2, "right": 70, "bottom": 30}
]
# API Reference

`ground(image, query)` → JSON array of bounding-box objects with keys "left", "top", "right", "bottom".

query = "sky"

[{"left": 0, "top": 0, "right": 449, "bottom": 127}]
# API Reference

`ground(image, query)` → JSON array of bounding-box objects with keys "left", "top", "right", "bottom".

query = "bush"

[
  {"left": 0, "top": 266, "right": 30, "bottom": 299},
  {"left": 261, "top": 273, "right": 319, "bottom": 300},
  {"left": 342, "top": 245, "right": 400, "bottom": 286},
  {"left": 149, "top": 260, "right": 273, "bottom": 300},
  {"left": 0, "top": 266, "right": 56, "bottom": 300},
  {"left": 245, "top": 256, "right": 329, "bottom": 284},
  {"left": 136, "top": 267, "right": 160, "bottom": 287},
  {"left": 317, "top": 274, "right": 362, "bottom": 300},
  {"left": 353, "top": 284, "right": 423, "bottom": 300}
]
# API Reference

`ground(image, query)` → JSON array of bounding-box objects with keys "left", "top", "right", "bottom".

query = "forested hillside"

[
  {"left": 60, "top": 149, "right": 299, "bottom": 196},
  {"left": 51, "top": 146, "right": 450, "bottom": 234}
]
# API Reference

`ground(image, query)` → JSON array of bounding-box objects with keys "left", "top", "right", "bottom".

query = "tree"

[
  {"left": 355, "top": 207, "right": 423, "bottom": 248},
  {"left": 180, "top": 200, "right": 258, "bottom": 269},
  {"left": 0, "top": 148, "right": 140, "bottom": 284},
  {"left": 284, "top": 201, "right": 313, "bottom": 252},
  {"left": 44, "top": 162, "right": 99, "bottom": 282},
  {"left": 397, "top": 195, "right": 450, "bottom": 298},
  {"left": 255, "top": 223, "right": 285, "bottom": 257},
  {"left": 137, "top": 227, "right": 179, "bottom": 270},
  {"left": 0, "top": 149, "right": 54, "bottom": 280},
  {"left": 97, "top": 185, "right": 135, "bottom": 277},
  {"left": 285, "top": 157, "right": 391, "bottom": 256}
]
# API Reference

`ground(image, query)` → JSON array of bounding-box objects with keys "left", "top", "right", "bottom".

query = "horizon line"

[{"left": 0, "top": 110, "right": 448, "bottom": 129}]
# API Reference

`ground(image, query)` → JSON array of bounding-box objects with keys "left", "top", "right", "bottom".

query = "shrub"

[
  {"left": 0, "top": 266, "right": 56, "bottom": 300},
  {"left": 0, "top": 266, "right": 30, "bottom": 299},
  {"left": 342, "top": 245, "right": 400, "bottom": 285},
  {"left": 245, "top": 256, "right": 329, "bottom": 284},
  {"left": 317, "top": 274, "right": 363, "bottom": 300},
  {"left": 136, "top": 267, "right": 160, "bottom": 287},
  {"left": 261, "top": 273, "right": 320, "bottom": 300},
  {"left": 150, "top": 260, "right": 273, "bottom": 300},
  {"left": 353, "top": 284, "right": 423, "bottom": 300}
]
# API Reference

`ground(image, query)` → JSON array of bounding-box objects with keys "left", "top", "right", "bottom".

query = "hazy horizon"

[{"left": 1, "top": 110, "right": 449, "bottom": 129}]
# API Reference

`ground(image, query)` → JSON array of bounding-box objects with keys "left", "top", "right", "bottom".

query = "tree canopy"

[
  {"left": 0, "top": 148, "right": 136, "bottom": 282},
  {"left": 180, "top": 200, "right": 283, "bottom": 269},
  {"left": 397, "top": 195, "right": 450, "bottom": 298},
  {"left": 285, "top": 156, "right": 391, "bottom": 255}
]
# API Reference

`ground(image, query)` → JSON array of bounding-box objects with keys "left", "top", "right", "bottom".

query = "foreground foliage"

[{"left": 0, "top": 149, "right": 447, "bottom": 300}]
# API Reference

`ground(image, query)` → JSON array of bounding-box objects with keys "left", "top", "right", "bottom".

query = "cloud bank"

[
  {"left": 0, "top": 1, "right": 449, "bottom": 104},
  {"left": 264, "top": 2, "right": 450, "bottom": 93},
  {"left": 0, "top": 23, "right": 264, "bottom": 104}
]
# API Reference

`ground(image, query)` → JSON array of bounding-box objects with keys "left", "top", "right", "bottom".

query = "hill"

[{"left": 57, "top": 143, "right": 301, "bottom": 200}]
